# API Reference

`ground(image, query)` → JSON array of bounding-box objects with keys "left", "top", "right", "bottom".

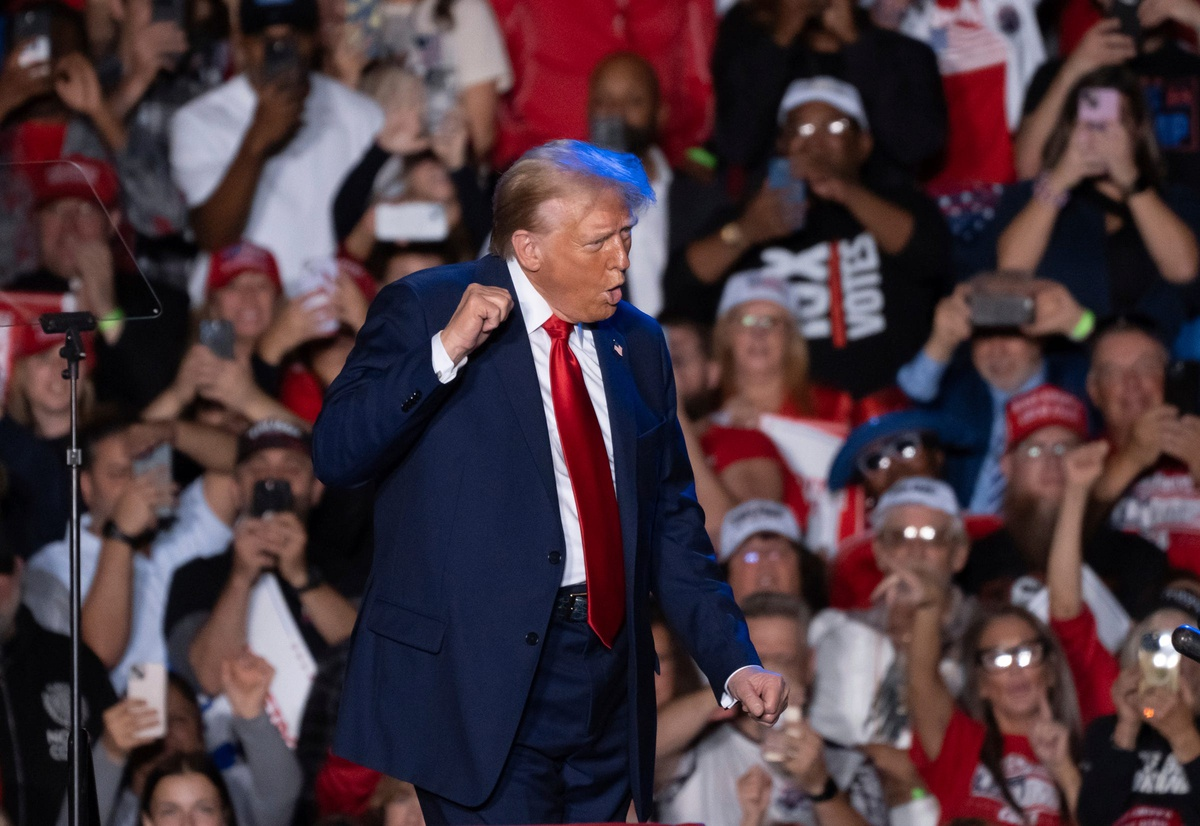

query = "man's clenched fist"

[{"left": 440, "top": 284, "right": 515, "bottom": 364}]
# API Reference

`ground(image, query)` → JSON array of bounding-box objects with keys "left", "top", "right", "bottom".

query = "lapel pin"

[{"left": 613, "top": 343, "right": 623, "bottom": 358}]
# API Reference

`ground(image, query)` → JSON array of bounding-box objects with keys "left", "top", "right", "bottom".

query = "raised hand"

[
  {"left": 1063, "top": 440, "right": 1110, "bottom": 491},
  {"left": 221, "top": 648, "right": 276, "bottom": 720},
  {"left": 54, "top": 53, "right": 107, "bottom": 119},
  {"left": 727, "top": 665, "right": 789, "bottom": 726},
  {"left": 736, "top": 764, "right": 772, "bottom": 826},
  {"left": 1029, "top": 696, "right": 1072, "bottom": 774},
  {"left": 926, "top": 284, "right": 973, "bottom": 361},
  {"left": 439, "top": 284, "right": 514, "bottom": 365},
  {"left": 247, "top": 79, "right": 306, "bottom": 157},
  {"left": 1023, "top": 280, "right": 1085, "bottom": 338},
  {"left": 101, "top": 697, "right": 162, "bottom": 760}
]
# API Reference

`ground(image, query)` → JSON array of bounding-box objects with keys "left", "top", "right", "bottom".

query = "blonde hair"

[{"left": 712, "top": 306, "right": 812, "bottom": 413}]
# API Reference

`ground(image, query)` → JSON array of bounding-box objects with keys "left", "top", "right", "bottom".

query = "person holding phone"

[
  {"left": 170, "top": 0, "right": 382, "bottom": 301},
  {"left": 996, "top": 67, "right": 1200, "bottom": 344}
]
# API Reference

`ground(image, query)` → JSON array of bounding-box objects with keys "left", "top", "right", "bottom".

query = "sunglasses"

[
  {"left": 793, "top": 118, "right": 854, "bottom": 139},
  {"left": 977, "top": 641, "right": 1046, "bottom": 672},
  {"left": 876, "top": 523, "right": 954, "bottom": 549},
  {"left": 1016, "top": 442, "right": 1070, "bottom": 460},
  {"left": 734, "top": 313, "right": 790, "bottom": 332},
  {"left": 857, "top": 431, "right": 926, "bottom": 475}
]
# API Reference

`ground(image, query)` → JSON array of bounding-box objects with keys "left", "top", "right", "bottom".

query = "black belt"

[{"left": 553, "top": 585, "right": 588, "bottom": 622}]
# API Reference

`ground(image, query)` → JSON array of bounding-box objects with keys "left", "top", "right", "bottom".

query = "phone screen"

[
  {"left": 1078, "top": 87, "right": 1121, "bottom": 127},
  {"left": 127, "top": 663, "right": 167, "bottom": 739}
]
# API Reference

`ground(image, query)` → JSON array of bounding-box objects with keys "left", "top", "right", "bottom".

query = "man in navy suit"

[{"left": 312, "top": 140, "right": 788, "bottom": 824}]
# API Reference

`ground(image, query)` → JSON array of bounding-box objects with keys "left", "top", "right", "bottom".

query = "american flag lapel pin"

[{"left": 613, "top": 342, "right": 623, "bottom": 358}]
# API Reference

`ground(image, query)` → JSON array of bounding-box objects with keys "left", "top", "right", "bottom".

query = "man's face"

[
  {"left": 663, "top": 323, "right": 714, "bottom": 409},
  {"left": 746, "top": 614, "right": 808, "bottom": 691},
  {"left": 235, "top": 446, "right": 318, "bottom": 518},
  {"left": 872, "top": 503, "right": 967, "bottom": 585},
  {"left": 782, "top": 101, "right": 870, "bottom": 184},
  {"left": 242, "top": 26, "right": 316, "bottom": 88},
  {"left": 1088, "top": 330, "right": 1167, "bottom": 435},
  {"left": 210, "top": 272, "right": 278, "bottom": 342},
  {"left": 857, "top": 432, "right": 940, "bottom": 499},
  {"left": 1004, "top": 425, "right": 1081, "bottom": 505},
  {"left": 81, "top": 433, "right": 134, "bottom": 526},
  {"left": 587, "top": 55, "right": 660, "bottom": 154},
  {"left": 36, "top": 197, "right": 112, "bottom": 278},
  {"left": 727, "top": 534, "right": 802, "bottom": 604},
  {"left": 521, "top": 187, "right": 632, "bottom": 324},
  {"left": 971, "top": 334, "right": 1043, "bottom": 393}
]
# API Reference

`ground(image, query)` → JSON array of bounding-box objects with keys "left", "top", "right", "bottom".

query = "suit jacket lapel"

[
  {"left": 477, "top": 258, "right": 559, "bottom": 513},
  {"left": 593, "top": 319, "right": 639, "bottom": 569}
]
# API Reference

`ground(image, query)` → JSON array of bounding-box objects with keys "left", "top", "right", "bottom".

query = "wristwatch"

[
  {"left": 101, "top": 520, "right": 140, "bottom": 547},
  {"left": 1119, "top": 174, "right": 1152, "bottom": 200},
  {"left": 293, "top": 564, "right": 325, "bottom": 595},
  {"left": 808, "top": 776, "right": 839, "bottom": 803}
]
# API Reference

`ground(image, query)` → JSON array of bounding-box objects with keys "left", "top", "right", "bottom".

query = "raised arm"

[{"left": 1047, "top": 441, "right": 1108, "bottom": 621}]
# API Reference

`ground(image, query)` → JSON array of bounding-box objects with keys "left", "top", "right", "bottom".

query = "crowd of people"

[{"left": 1, "top": 0, "right": 1200, "bottom": 822}]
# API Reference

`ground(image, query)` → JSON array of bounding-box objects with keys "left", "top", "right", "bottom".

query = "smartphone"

[
  {"left": 12, "top": 6, "right": 52, "bottom": 71},
  {"left": 127, "top": 663, "right": 167, "bottom": 740},
  {"left": 760, "top": 705, "right": 803, "bottom": 763},
  {"left": 198, "top": 318, "right": 235, "bottom": 360},
  {"left": 1138, "top": 630, "right": 1181, "bottom": 694},
  {"left": 262, "top": 35, "right": 302, "bottom": 85},
  {"left": 969, "top": 292, "right": 1035, "bottom": 328},
  {"left": 132, "top": 442, "right": 174, "bottom": 520},
  {"left": 1078, "top": 87, "right": 1121, "bottom": 128},
  {"left": 767, "top": 155, "right": 808, "bottom": 232},
  {"left": 1165, "top": 360, "right": 1200, "bottom": 416},
  {"left": 1111, "top": 0, "right": 1141, "bottom": 40},
  {"left": 590, "top": 115, "right": 628, "bottom": 153},
  {"left": 250, "top": 478, "right": 294, "bottom": 517},
  {"left": 375, "top": 202, "right": 450, "bottom": 243}
]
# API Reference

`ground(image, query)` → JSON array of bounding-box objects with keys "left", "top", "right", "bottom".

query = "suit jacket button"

[
  {"left": 401, "top": 390, "right": 422, "bottom": 412},
  {"left": 547, "top": 551, "right": 561, "bottom": 565},
  {"left": 525, "top": 632, "right": 539, "bottom": 646}
]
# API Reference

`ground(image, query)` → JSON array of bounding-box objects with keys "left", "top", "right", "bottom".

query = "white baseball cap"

[
  {"left": 777, "top": 76, "right": 870, "bottom": 131},
  {"left": 717, "top": 270, "right": 795, "bottom": 321},
  {"left": 869, "top": 477, "right": 960, "bottom": 530},
  {"left": 719, "top": 499, "right": 802, "bottom": 563}
]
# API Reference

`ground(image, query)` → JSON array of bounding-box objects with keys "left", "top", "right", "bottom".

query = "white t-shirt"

[
  {"left": 170, "top": 73, "right": 384, "bottom": 302},
  {"left": 625, "top": 146, "right": 672, "bottom": 319}
]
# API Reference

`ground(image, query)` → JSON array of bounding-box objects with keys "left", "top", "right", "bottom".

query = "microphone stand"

[{"left": 40, "top": 311, "right": 100, "bottom": 826}]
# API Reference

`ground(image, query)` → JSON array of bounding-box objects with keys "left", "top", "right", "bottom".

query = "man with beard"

[{"left": 957, "top": 385, "right": 1164, "bottom": 633}]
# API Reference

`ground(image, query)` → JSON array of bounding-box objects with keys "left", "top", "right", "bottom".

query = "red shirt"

[
  {"left": 700, "top": 424, "right": 810, "bottom": 529},
  {"left": 912, "top": 708, "right": 1065, "bottom": 826}
]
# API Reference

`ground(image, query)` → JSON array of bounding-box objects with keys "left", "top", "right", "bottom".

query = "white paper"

[{"left": 246, "top": 575, "right": 317, "bottom": 748}]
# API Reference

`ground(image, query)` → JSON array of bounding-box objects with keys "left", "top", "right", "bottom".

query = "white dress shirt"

[{"left": 431, "top": 259, "right": 753, "bottom": 701}]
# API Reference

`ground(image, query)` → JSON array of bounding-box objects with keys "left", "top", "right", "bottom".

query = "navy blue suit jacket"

[{"left": 312, "top": 255, "right": 758, "bottom": 815}]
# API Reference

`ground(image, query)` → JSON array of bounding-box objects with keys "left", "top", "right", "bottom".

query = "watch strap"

[{"left": 809, "top": 775, "right": 839, "bottom": 803}]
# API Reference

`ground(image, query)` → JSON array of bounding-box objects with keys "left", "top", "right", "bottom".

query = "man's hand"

[
  {"left": 727, "top": 665, "right": 789, "bottom": 725},
  {"left": 231, "top": 518, "right": 276, "bottom": 585},
  {"left": 925, "top": 284, "right": 973, "bottom": 362},
  {"left": 376, "top": 104, "right": 430, "bottom": 157},
  {"left": 73, "top": 239, "right": 117, "bottom": 319},
  {"left": 1125, "top": 404, "right": 1176, "bottom": 471},
  {"left": 1161, "top": 413, "right": 1200, "bottom": 480},
  {"left": 781, "top": 716, "right": 833, "bottom": 796},
  {"left": 735, "top": 764, "right": 772, "bottom": 826},
  {"left": 1024, "top": 280, "right": 1085, "bottom": 338},
  {"left": 0, "top": 42, "right": 54, "bottom": 116},
  {"left": 738, "top": 185, "right": 790, "bottom": 247},
  {"left": 111, "top": 473, "right": 174, "bottom": 538},
  {"left": 54, "top": 53, "right": 107, "bottom": 120},
  {"left": 262, "top": 512, "right": 308, "bottom": 588},
  {"left": 259, "top": 295, "right": 339, "bottom": 363},
  {"left": 221, "top": 648, "right": 275, "bottom": 719},
  {"left": 439, "top": 284, "right": 514, "bottom": 365},
  {"left": 1140, "top": 0, "right": 1200, "bottom": 30},
  {"left": 101, "top": 697, "right": 161, "bottom": 761},
  {"left": 331, "top": 268, "right": 369, "bottom": 332},
  {"left": 432, "top": 107, "right": 470, "bottom": 171},
  {"left": 246, "top": 79, "right": 306, "bottom": 157},
  {"left": 1063, "top": 440, "right": 1110, "bottom": 492}
]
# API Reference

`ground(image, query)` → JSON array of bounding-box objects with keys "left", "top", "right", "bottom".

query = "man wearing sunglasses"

[
  {"left": 806, "top": 477, "right": 977, "bottom": 806},
  {"left": 682, "top": 76, "right": 952, "bottom": 403}
]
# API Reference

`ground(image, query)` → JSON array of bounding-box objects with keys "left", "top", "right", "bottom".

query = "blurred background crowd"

[{"left": 2, "top": 0, "right": 1200, "bottom": 823}]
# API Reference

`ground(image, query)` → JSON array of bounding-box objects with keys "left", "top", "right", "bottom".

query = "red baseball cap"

[
  {"left": 33, "top": 155, "right": 120, "bottom": 210},
  {"left": 1005, "top": 385, "right": 1089, "bottom": 451},
  {"left": 207, "top": 242, "right": 283, "bottom": 295}
]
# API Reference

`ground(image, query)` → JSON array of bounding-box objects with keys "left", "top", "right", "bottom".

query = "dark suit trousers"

[{"left": 416, "top": 605, "right": 632, "bottom": 825}]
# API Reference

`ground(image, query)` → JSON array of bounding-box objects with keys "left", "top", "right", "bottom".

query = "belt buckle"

[{"left": 564, "top": 591, "right": 587, "bottom": 621}]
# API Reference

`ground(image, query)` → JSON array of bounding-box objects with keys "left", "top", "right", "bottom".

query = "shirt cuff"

[
  {"left": 896, "top": 348, "right": 948, "bottom": 403},
  {"left": 720, "top": 664, "right": 758, "bottom": 709},
  {"left": 431, "top": 332, "right": 467, "bottom": 383}
]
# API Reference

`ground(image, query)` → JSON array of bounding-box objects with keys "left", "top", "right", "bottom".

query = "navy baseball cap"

[
  {"left": 827, "top": 409, "right": 971, "bottom": 491},
  {"left": 240, "top": 0, "right": 318, "bottom": 35}
]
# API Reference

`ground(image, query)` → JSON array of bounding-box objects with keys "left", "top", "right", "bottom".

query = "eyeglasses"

[
  {"left": 793, "top": 118, "right": 854, "bottom": 139},
  {"left": 876, "top": 523, "right": 954, "bottom": 548},
  {"left": 977, "top": 641, "right": 1046, "bottom": 672},
  {"left": 734, "top": 313, "right": 790, "bottom": 332},
  {"left": 1016, "top": 442, "right": 1070, "bottom": 460},
  {"left": 856, "top": 431, "right": 926, "bottom": 475}
]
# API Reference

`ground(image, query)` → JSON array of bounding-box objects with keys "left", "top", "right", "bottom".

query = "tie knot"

[{"left": 543, "top": 316, "right": 574, "bottom": 341}]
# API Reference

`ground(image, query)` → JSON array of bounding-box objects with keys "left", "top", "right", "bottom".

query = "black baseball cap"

[{"left": 240, "top": 0, "right": 318, "bottom": 35}]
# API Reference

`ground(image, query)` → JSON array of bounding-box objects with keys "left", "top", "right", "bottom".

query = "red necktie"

[{"left": 542, "top": 316, "right": 625, "bottom": 647}]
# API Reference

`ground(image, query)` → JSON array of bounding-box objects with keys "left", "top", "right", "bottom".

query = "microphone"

[{"left": 1173, "top": 625, "right": 1200, "bottom": 664}]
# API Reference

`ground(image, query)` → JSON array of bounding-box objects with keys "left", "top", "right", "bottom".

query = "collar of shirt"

[{"left": 507, "top": 257, "right": 559, "bottom": 335}]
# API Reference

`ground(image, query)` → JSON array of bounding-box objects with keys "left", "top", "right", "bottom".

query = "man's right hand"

[
  {"left": 0, "top": 41, "right": 53, "bottom": 117},
  {"left": 231, "top": 517, "right": 276, "bottom": 584},
  {"left": 439, "top": 284, "right": 514, "bottom": 365},
  {"left": 247, "top": 79, "right": 306, "bottom": 157},
  {"left": 111, "top": 474, "right": 173, "bottom": 538},
  {"left": 925, "top": 284, "right": 972, "bottom": 362},
  {"left": 1064, "top": 19, "right": 1136, "bottom": 80},
  {"left": 1125, "top": 404, "right": 1176, "bottom": 471}
]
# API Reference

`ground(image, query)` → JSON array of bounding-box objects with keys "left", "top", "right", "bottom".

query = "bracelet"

[
  {"left": 1119, "top": 174, "right": 1152, "bottom": 200},
  {"left": 1033, "top": 174, "right": 1069, "bottom": 210},
  {"left": 293, "top": 564, "right": 325, "bottom": 594},
  {"left": 98, "top": 306, "right": 125, "bottom": 333},
  {"left": 1069, "top": 309, "right": 1096, "bottom": 342},
  {"left": 808, "top": 776, "right": 839, "bottom": 803}
]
